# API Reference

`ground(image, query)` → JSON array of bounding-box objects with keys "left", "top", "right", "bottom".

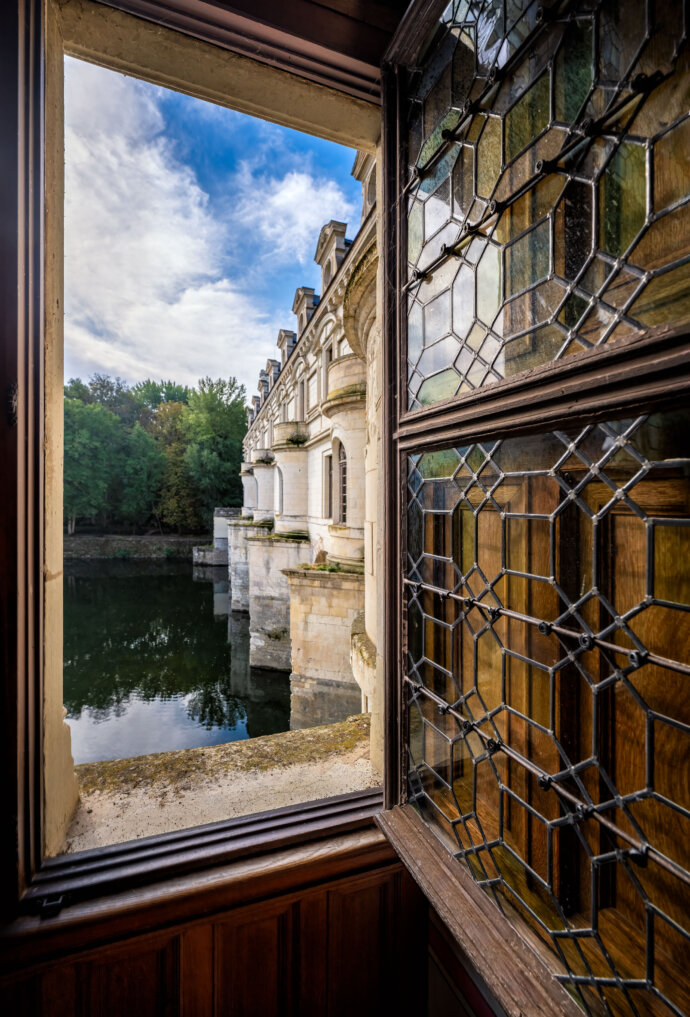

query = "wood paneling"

[{"left": 0, "top": 838, "right": 430, "bottom": 1017}]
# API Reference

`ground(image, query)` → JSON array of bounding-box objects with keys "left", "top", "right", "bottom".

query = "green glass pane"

[
  {"left": 599, "top": 142, "right": 647, "bottom": 257},
  {"left": 476, "top": 117, "right": 502, "bottom": 199},
  {"left": 424, "top": 289, "right": 452, "bottom": 344},
  {"left": 408, "top": 200, "right": 424, "bottom": 264},
  {"left": 505, "top": 219, "right": 550, "bottom": 297},
  {"left": 418, "top": 108, "right": 462, "bottom": 169},
  {"left": 505, "top": 72, "right": 550, "bottom": 163},
  {"left": 630, "top": 262, "right": 690, "bottom": 326},
  {"left": 452, "top": 264, "right": 475, "bottom": 338},
  {"left": 654, "top": 118, "right": 690, "bottom": 213},
  {"left": 476, "top": 243, "right": 502, "bottom": 326},
  {"left": 418, "top": 447, "right": 461, "bottom": 479},
  {"left": 418, "top": 369, "right": 459, "bottom": 406},
  {"left": 408, "top": 302, "right": 424, "bottom": 362},
  {"left": 419, "top": 335, "right": 460, "bottom": 377},
  {"left": 554, "top": 20, "right": 593, "bottom": 124},
  {"left": 419, "top": 143, "right": 460, "bottom": 198}
]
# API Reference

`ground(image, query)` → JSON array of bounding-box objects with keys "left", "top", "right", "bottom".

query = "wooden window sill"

[{"left": 377, "top": 804, "right": 584, "bottom": 1017}]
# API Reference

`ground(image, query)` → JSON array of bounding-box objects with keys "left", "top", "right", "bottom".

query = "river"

[{"left": 63, "top": 560, "right": 290, "bottom": 764}]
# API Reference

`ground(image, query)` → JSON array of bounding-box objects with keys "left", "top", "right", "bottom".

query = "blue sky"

[{"left": 63, "top": 57, "right": 362, "bottom": 399}]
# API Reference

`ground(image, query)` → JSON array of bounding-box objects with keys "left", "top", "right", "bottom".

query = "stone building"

[{"left": 227, "top": 151, "right": 383, "bottom": 765}]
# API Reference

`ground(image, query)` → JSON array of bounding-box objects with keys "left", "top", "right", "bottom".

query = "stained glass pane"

[
  {"left": 405, "top": 411, "right": 690, "bottom": 1016},
  {"left": 405, "top": 0, "right": 690, "bottom": 410}
]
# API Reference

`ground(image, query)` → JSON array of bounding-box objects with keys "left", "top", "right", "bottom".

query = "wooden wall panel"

[
  {"left": 1, "top": 855, "right": 430, "bottom": 1017},
  {"left": 76, "top": 935, "right": 180, "bottom": 1017}
]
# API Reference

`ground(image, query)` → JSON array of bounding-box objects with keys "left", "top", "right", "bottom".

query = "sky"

[{"left": 63, "top": 57, "right": 362, "bottom": 400}]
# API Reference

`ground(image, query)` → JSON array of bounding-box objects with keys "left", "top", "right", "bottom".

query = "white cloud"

[
  {"left": 231, "top": 164, "right": 357, "bottom": 265},
  {"left": 64, "top": 58, "right": 284, "bottom": 397}
]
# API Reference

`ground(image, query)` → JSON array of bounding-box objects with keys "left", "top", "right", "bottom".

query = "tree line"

[{"left": 64, "top": 374, "right": 246, "bottom": 534}]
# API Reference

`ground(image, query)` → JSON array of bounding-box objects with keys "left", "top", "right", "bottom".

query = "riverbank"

[
  {"left": 63, "top": 534, "right": 207, "bottom": 560},
  {"left": 64, "top": 714, "right": 378, "bottom": 853}
]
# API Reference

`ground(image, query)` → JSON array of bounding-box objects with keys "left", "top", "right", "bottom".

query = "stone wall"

[
  {"left": 228, "top": 520, "right": 272, "bottom": 612},
  {"left": 247, "top": 535, "right": 311, "bottom": 669},
  {"left": 63, "top": 535, "right": 202, "bottom": 560},
  {"left": 284, "top": 567, "right": 364, "bottom": 727}
]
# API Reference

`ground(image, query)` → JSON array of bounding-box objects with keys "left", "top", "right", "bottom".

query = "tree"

[
  {"left": 64, "top": 398, "right": 123, "bottom": 534},
  {"left": 151, "top": 401, "right": 204, "bottom": 532},
  {"left": 119, "top": 423, "right": 165, "bottom": 531},
  {"left": 132, "top": 379, "right": 191, "bottom": 410},
  {"left": 182, "top": 377, "right": 247, "bottom": 524}
]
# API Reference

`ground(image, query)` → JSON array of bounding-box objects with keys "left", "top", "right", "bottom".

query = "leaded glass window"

[
  {"left": 389, "top": 1, "right": 690, "bottom": 1014},
  {"left": 405, "top": 0, "right": 690, "bottom": 410},
  {"left": 404, "top": 412, "right": 690, "bottom": 1015}
]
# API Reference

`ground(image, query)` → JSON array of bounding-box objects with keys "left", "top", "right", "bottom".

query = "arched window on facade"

[
  {"left": 297, "top": 378, "right": 305, "bottom": 421},
  {"left": 276, "top": 467, "right": 283, "bottom": 516},
  {"left": 337, "top": 442, "right": 347, "bottom": 525},
  {"left": 323, "top": 261, "right": 333, "bottom": 289}
]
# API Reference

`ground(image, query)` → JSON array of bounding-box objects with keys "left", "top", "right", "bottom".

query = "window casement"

[
  {"left": 338, "top": 442, "right": 348, "bottom": 524},
  {"left": 378, "top": 3, "right": 690, "bottom": 1017},
  {"left": 324, "top": 452, "right": 334, "bottom": 518},
  {"left": 2, "top": 0, "right": 385, "bottom": 921}
]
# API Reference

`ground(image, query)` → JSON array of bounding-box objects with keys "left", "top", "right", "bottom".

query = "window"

[
  {"left": 323, "top": 343, "right": 333, "bottom": 397},
  {"left": 338, "top": 442, "right": 347, "bottom": 524},
  {"left": 3, "top": 0, "right": 385, "bottom": 913},
  {"left": 297, "top": 378, "right": 306, "bottom": 421},
  {"left": 384, "top": 1, "right": 690, "bottom": 1015},
  {"left": 324, "top": 452, "right": 333, "bottom": 518}
]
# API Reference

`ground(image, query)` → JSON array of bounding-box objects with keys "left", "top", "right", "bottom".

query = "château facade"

[{"left": 223, "top": 152, "right": 384, "bottom": 768}]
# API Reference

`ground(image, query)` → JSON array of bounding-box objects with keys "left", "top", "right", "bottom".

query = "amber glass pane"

[
  {"left": 405, "top": 410, "right": 690, "bottom": 1016},
  {"left": 405, "top": 0, "right": 690, "bottom": 411}
]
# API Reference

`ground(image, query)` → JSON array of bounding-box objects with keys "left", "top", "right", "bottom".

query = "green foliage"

[
  {"left": 64, "top": 398, "right": 123, "bottom": 531},
  {"left": 64, "top": 373, "right": 247, "bottom": 534},
  {"left": 119, "top": 423, "right": 165, "bottom": 526},
  {"left": 182, "top": 377, "right": 247, "bottom": 525},
  {"left": 131, "top": 378, "right": 191, "bottom": 409}
]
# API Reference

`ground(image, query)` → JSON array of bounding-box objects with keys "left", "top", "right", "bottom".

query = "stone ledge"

[
  {"left": 247, "top": 531, "right": 309, "bottom": 544},
  {"left": 283, "top": 567, "right": 365, "bottom": 587}
]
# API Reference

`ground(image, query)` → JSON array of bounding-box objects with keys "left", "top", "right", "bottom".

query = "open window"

[{"left": 378, "top": 2, "right": 690, "bottom": 1016}]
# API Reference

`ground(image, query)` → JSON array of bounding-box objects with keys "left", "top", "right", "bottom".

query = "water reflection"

[{"left": 63, "top": 561, "right": 289, "bottom": 763}]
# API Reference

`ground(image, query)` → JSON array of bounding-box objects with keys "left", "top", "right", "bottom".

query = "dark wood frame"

[
  {"left": 0, "top": 0, "right": 390, "bottom": 927},
  {"left": 377, "top": 1, "right": 690, "bottom": 1013}
]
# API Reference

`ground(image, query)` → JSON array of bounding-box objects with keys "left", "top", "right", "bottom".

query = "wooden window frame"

[
  {"left": 0, "top": 0, "right": 385, "bottom": 924},
  {"left": 377, "top": 2, "right": 690, "bottom": 1015}
]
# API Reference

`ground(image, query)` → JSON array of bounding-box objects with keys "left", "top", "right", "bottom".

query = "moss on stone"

[{"left": 75, "top": 714, "right": 371, "bottom": 798}]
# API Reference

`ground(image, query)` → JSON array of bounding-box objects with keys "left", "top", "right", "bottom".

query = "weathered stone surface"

[
  {"left": 284, "top": 568, "right": 364, "bottom": 691},
  {"left": 193, "top": 545, "right": 227, "bottom": 566},
  {"left": 248, "top": 536, "right": 311, "bottom": 670},
  {"left": 63, "top": 534, "right": 201, "bottom": 560},
  {"left": 228, "top": 520, "right": 270, "bottom": 612}
]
